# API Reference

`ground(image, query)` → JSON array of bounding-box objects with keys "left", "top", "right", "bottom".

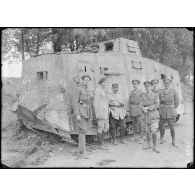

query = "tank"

[{"left": 16, "top": 38, "right": 186, "bottom": 140}]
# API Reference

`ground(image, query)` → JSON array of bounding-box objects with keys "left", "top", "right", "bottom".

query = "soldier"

[
  {"left": 108, "top": 83, "right": 127, "bottom": 145},
  {"left": 151, "top": 79, "right": 160, "bottom": 132},
  {"left": 72, "top": 74, "right": 93, "bottom": 159},
  {"left": 151, "top": 79, "right": 160, "bottom": 95},
  {"left": 159, "top": 78, "right": 179, "bottom": 147},
  {"left": 94, "top": 77, "right": 109, "bottom": 148},
  {"left": 141, "top": 81, "right": 160, "bottom": 153},
  {"left": 129, "top": 80, "right": 144, "bottom": 143}
]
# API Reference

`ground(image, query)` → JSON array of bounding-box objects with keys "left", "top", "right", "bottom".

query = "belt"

[
  {"left": 109, "top": 105, "right": 124, "bottom": 108},
  {"left": 143, "top": 105, "right": 148, "bottom": 107},
  {"left": 160, "top": 103, "right": 174, "bottom": 106},
  {"left": 130, "top": 103, "right": 140, "bottom": 105},
  {"left": 79, "top": 101, "right": 89, "bottom": 106}
]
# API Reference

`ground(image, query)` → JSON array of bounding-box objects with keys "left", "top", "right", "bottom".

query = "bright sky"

[{"left": 2, "top": 61, "right": 22, "bottom": 78}]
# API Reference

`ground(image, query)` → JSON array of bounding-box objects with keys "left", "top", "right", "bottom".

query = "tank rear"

[{"left": 18, "top": 54, "right": 72, "bottom": 136}]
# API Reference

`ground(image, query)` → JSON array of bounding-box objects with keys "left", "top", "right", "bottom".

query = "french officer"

[{"left": 108, "top": 83, "right": 127, "bottom": 145}]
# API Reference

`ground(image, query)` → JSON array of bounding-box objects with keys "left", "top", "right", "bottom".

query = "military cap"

[
  {"left": 98, "top": 76, "right": 107, "bottom": 84},
  {"left": 143, "top": 81, "right": 152, "bottom": 86},
  {"left": 151, "top": 79, "right": 159, "bottom": 84},
  {"left": 81, "top": 74, "right": 91, "bottom": 80},
  {"left": 112, "top": 83, "right": 119, "bottom": 88},
  {"left": 132, "top": 79, "right": 140, "bottom": 84},
  {"left": 163, "top": 78, "right": 172, "bottom": 83}
]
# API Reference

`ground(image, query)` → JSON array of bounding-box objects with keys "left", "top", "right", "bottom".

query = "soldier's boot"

[
  {"left": 119, "top": 127, "right": 128, "bottom": 144},
  {"left": 159, "top": 121, "right": 166, "bottom": 144},
  {"left": 152, "top": 133, "right": 160, "bottom": 153},
  {"left": 97, "top": 133, "right": 106, "bottom": 149},
  {"left": 102, "top": 132, "right": 105, "bottom": 145},
  {"left": 97, "top": 133, "right": 102, "bottom": 146},
  {"left": 170, "top": 127, "right": 178, "bottom": 147},
  {"left": 143, "top": 131, "right": 152, "bottom": 150}
]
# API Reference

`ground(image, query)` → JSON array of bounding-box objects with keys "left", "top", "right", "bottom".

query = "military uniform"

[
  {"left": 141, "top": 81, "right": 160, "bottom": 152},
  {"left": 159, "top": 87, "right": 179, "bottom": 143},
  {"left": 141, "top": 90, "right": 160, "bottom": 133},
  {"left": 129, "top": 89, "right": 143, "bottom": 136},
  {"left": 108, "top": 84, "right": 126, "bottom": 144},
  {"left": 72, "top": 83, "right": 92, "bottom": 154}
]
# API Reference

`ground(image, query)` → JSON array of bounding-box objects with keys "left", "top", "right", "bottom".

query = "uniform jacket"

[
  {"left": 129, "top": 89, "right": 142, "bottom": 117},
  {"left": 94, "top": 85, "right": 109, "bottom": 120},
  {"left": 159, "top": 88, "right": 179, "bottom": 119},
  {"left": 108, "top": 91, "right": 126, "bottom": 120},
  {"left": 141, "top": 90, "right": 160, "bottom": 124},
  {"left": 72, "top": 85, "right": 92, "bottom": 119}
]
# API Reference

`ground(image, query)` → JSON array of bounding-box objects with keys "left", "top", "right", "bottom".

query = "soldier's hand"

[{"left": 76, "top": 115, "right": 81, "bottom": 121}]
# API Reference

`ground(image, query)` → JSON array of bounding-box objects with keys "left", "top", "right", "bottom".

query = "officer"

[
  {"left": 72, "top": 74, "right": 92, "bottom": 159},
  {"left": 108, "top": 83, "right": 127, "bottom": 145},
  {"left": 141, "top": 81, "right": 160, "bottom": 153},
  {"left": 159, "top": 78, "right": 179, "bottom": 147},
  {"left": 151, "top": 79, "right": 160, "bottom": 95},
  {"left": 94, "top": 76, "right": 109, "bottom": 148},
  {"left": 129, "top": 80, "right": 144, "bottom": 143}
]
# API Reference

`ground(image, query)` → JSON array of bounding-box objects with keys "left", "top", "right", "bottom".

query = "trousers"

[
  {"left": 109, "top": 113, "right": 126, "bottom": 141},
  {"left": 131, "top": 116, "right": 144, "bottom": 136},
  {"left": 78, "top": 117, "right": 88, "bottom": 153}
]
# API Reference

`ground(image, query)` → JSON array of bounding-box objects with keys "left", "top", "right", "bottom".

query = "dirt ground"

[
  {"left": 1, "top": 78, "right": 194, "bottom": 168},
  {"left": 26, "top": 101, "right": 193, "bottom": 168}
]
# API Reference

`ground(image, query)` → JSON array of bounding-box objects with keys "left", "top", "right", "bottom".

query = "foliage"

[{"left": 2, "top": 28, "right": 193, "bottom": 81}]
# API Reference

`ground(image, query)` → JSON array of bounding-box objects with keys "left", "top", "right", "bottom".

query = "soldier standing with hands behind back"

[{"left": 72, "top": 74, "right": 93, "bottom": 159}]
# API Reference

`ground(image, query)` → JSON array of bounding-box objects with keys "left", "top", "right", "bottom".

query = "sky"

[{"left": 2, "top": 61, "right": 22, "bottom": 78}]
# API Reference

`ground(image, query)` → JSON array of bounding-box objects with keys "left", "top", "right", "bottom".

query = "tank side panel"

[{"left": 19, "top": 55, "right": 56, "bottom": 111}]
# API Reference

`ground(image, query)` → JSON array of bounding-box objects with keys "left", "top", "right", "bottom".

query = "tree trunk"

[
  {"left": 21, "top": 29, "right": 25, "bottom": 60},
  {"left": 35, "top": 34, "right": 40, "bottom": 55},
  {"left": 181, "top": 54, "right": 188, "bottom": 82}
]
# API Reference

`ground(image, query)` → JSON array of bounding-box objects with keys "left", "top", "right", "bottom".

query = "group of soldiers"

[{"left": 72, "top": 74, "right": 179, "bottom": 159}]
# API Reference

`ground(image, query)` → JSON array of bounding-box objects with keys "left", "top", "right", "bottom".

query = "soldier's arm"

[
  {"left": 94, "top": 89, "right": 100, "bottom": 116},
  {"left": 148, "top": 94, "right": 159, "bottom": 111},
  {"left": 174, "top": 90, "right": 180, "bottom": 108},
  {"left": 72, "top": 86, "right": 80, "bottom": 117},
  {"left": 129, "top": 93, "right": 132, "bottom": 113}
]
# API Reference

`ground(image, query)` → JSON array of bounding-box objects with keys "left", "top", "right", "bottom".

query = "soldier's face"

[
  {"left": 112, "top": 87, "right": 118, "bottom": 93},
  {"left": 145, "top": 84, "right": 151, "bottom": 92},
  {"left": 153, "top": 83, "right": 158, "bottom": 89},
  {"left": 164, "top": 81, "right": 171, "bottom": 89},
  {"left": 101, "top": 81, "right": 107, "bottom": 88},
  {"left": 133, "top": 83, "right": 139, "bottom": 89},
  {"left": 83, "top": 78, "right": 90, "bottom": 86}
]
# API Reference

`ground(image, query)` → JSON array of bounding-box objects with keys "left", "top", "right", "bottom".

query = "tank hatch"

[{"left": 98, "top": 38, "right": 142, "bottom": 56}]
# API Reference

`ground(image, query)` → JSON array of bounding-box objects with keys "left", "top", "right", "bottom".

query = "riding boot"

[{"left": 97, "top": 133, "right": 102, "bottom": 146}]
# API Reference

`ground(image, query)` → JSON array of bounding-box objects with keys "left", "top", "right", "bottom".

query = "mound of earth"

[{"left": 1, "top": 120, "right": 76, "bottom": 167}]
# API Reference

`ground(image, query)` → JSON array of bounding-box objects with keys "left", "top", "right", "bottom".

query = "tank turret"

[{"left": 98, "top": 38, "right": 142, "bottom": 57}]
